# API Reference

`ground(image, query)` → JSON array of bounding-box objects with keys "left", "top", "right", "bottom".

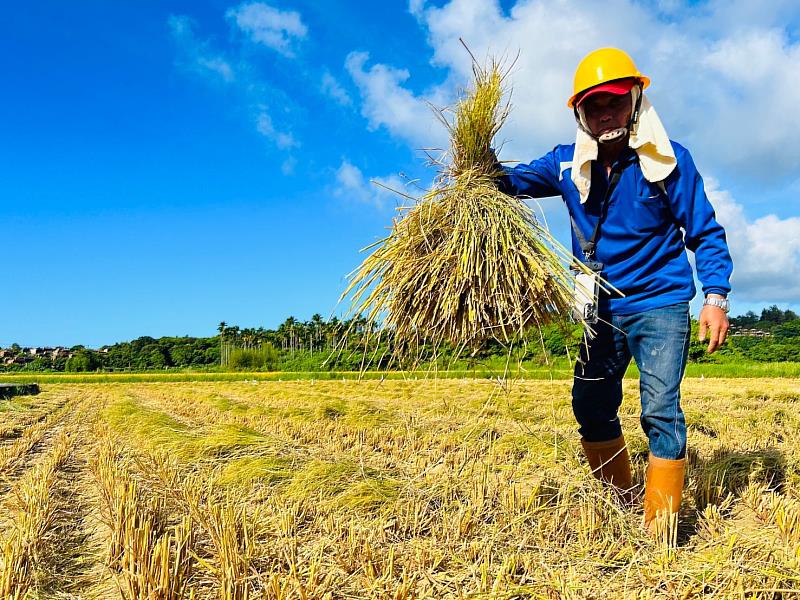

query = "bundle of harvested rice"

[{"left": 342, "top": 57, "right": 589, "bottom": 356}]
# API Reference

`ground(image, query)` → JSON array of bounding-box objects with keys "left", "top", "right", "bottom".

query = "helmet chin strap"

[{"left": 575, "top": 85, "right": 643, "bottom": 145}]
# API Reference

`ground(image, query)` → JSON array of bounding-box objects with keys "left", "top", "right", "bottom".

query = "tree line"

[
  {"left": 1, "top": 314, "right": 379, "bottom": 373},
  {"left": 1, "top": 306, "right": 798, "bottom": 373}
]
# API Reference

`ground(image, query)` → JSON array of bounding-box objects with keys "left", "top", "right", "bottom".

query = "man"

[{"left": 496, "top": 48, "right": 733, "bottom": 531}]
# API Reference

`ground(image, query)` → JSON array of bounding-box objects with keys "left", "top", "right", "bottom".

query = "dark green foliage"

[
  {"left": 138, "top": 344, "right": 171, "bottom": 369},
  {"left": 66, "top": 350, "right": 100, "bottom": 372},
  {"left": 688, "top": 320, "right": 716, "bottom": 363},
  {"left": 730, "top": 305, "right": 798, "bottom": 331},
  {"left": 774, "top": 320, "right": 800, "bottom": 339},
  {"left": 2, "top": 306, "right": 799, "bottom": 373},
  {"left": 537, "top": 322, "right": 582, "bottom": 357},
  {"left": 732, "top": 310, "right": 759, "bottom": 328},
  {"left": 759, "top": 305, "right": 798, "bottom": 327},
  {"left": 24, "top": 357, "right": 54, "bottom": 372},
  {"left": 722, "top": 306, "right": 800, "bottom": 363}
]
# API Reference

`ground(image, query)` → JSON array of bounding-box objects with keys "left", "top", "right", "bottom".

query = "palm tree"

[
  {"left": 241, "top": 327, "right": 256, "bottom": 349},
  {"left": 276, "top": 322, "right": 288, "bottom": 352},
  {"left": 310, "top": 313, "right": 324, "bottom": 355},
  {"left": 327, "top": 316, "right": 341, "bottom": 350},
  {"left": 283, "top": 317, "right": 298, "bottom": 355},
  {"left": 217, "top": 321, "right": 228, "bottom": 366}
]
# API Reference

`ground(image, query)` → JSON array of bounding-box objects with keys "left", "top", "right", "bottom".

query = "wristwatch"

[{"left": 703, "top": 296, "right": 730, "bottom": 313}]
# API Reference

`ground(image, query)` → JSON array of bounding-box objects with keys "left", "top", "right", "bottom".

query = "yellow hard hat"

[{"left": 567, "top": 47, "right": 650, "bottom": 108}]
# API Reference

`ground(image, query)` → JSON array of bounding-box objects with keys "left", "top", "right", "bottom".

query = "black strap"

[{"left": 571, "top": 167, "right": 622, "bottom": 262}]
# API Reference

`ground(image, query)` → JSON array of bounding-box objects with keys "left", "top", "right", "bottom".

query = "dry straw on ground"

[
  {"left": 342, "top": 55, "right": 586, "bottom": 358},
  {"left": 2, "top": 379, "right": 799, "bottom": 598}
]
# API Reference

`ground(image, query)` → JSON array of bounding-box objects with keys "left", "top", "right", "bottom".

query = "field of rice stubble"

[{"left": 0, "top": 377, "right": 799, "bottom": 598}]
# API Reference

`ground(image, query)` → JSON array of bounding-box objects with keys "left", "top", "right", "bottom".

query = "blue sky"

[{"left": 2, "top": 0, "right": 799, "bottom": 347}]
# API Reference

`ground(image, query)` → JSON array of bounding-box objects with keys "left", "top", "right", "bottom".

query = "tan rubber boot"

[
  {"left": 581, "top": 435, "right": 633, "bottom": 501},
  {"left": 643, "top": 454, "right": 686, "bottom": 537}
]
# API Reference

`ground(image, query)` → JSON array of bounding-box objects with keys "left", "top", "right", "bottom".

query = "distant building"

[
  {"left": 729, "top": 326, "right": 772, "bottom": 338},
  {"left": 6, "top": 356, "right": 33, "bottom": 365},
  {"left": 0, "top": 346, "right": 74, "bottom": 364}
]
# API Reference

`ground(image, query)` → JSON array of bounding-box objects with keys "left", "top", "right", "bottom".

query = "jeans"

[{"left": 572, "top": 302, "right": 691, "bottom": 460}]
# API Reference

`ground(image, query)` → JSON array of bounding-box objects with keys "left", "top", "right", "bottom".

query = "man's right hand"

[{"left": 698, "top": 302, "right": 729, "bottom": 353}]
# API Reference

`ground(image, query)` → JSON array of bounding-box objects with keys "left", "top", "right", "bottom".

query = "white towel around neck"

[{"left": 571, "top": 94, "right": 677, "bottom": 204}]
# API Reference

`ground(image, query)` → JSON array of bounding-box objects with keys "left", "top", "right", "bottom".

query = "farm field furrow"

[
  {"left": 0, "top": 378, "right": 797, "bottom": 598},
  {"left": 0, "top": 390, "right": 72, "bottom": 451},
  {"left": 59, "top": 434, "right": 123, "bottom": 599},
  {"left": 0, "top": 422, "right": 76, "bottom": 595},
  {"left": 0, "top": 391, "right": 82, "bottom": 506}
]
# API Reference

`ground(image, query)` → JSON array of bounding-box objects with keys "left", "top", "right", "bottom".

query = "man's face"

[{"left": 580, "top": 92, "right": 633, "bottom": 137}]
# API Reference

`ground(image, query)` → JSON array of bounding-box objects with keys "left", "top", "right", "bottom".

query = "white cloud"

[
  {"left": 196, "top": 56, "right": 235, "bottom": 83},
  {"left": 409, "top": 0, "right": 426, "bottom": 18},
  {"left": 345, "top": 51, "right": 448, "bottom": 150},
  {"left": 335, "top": 160, "right": 367, "bottom": 201},
  {"left": 227, "top": 2, "right": 307, "bottom": 57},
  {"left": 255, "top": 110, "right": 298, "bottom": 149},
  {"left": 281, "top": 156, "right": 297, "bottom": 175},
  {"left": 654, "top": 0, "right": 683, "bottom": 16},
  {"left": 168, "top": 15, "right": 235, "bottom": 84},
  {"left": 352, "top": 1, "right": 800, "bottom": 180},
  {"left": 333, "top": 159, "right": 414, "bottom": 209},
  {"left": 168, "top": 14, "right": 299, "bottom": 155},
  {"left": 343, "top": 1, "right": 800, "bottom": 302},
  {"left": 320, "top": 71, "right": 352, "bottom": 107},
  {"left": 694, "top": 0, "right": 800, "bottom": 34},
  {"left": 696, "top": 28, "right": 800, "bottom": 173},
  {"left": 707, "top": 180, "right": 800, "bottom": 302},
  {"left": 410, "top": 0, "right": 663, "bottom": 159}
]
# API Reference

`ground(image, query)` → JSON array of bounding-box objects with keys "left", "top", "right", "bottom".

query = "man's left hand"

[{"left": 698, "top": 297, "right": 729, "bottom": 353}]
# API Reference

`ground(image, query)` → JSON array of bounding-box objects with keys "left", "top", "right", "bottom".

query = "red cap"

[{"left": 576, "top": 78, "right": 636, "bottom": 107}]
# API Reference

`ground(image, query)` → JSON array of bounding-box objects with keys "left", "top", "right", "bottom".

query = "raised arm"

[{"left": 495, "top": 148, "right": 562, "bottom": 199}]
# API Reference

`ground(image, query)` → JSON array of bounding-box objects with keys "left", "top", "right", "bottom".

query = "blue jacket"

[{"left": 498, "top": 141, "right": 732, "bottom": 315}]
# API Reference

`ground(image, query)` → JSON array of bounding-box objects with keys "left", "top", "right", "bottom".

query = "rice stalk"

[
  {"left": 91, "top": 436, "right": 197, "bottom": 599},
  {"left": 0, "top": 421, "right": 49, "bottom": 475},
  {"left": 0, "top": 430, "right": 73, "bottom": 597},
  {"left": 341, "top": 54, "right": 589, "bottom": 360},
  {"left": 186, "top": 488, "right": 256, "bottom": 600},
  {"left": 13, "top": 379, "right": 798, "bottom": 597}
]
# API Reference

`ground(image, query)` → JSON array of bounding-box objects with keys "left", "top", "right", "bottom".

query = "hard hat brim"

[
  {"left": 568, "top": 74, "right": 650, "bottom": 108},
  {"left": 575, "top": 78, "right": 635, "bottom": 108}
]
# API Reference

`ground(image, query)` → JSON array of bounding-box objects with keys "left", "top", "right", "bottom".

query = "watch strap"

[{"left": 703, "top": 296, "right": 730, "bottom": 313}]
